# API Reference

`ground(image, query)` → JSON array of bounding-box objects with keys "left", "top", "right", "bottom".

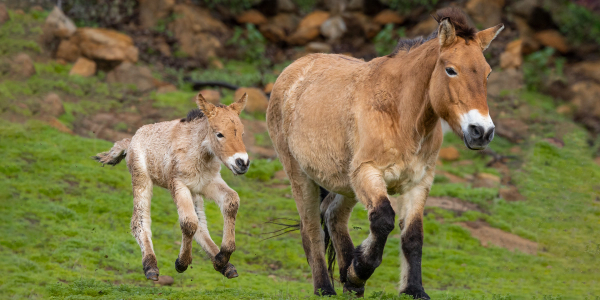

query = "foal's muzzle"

[
  {"left": 232, "top": 158, "right": 250, "bottom": 175},
  {"left": 463, "top": 125, "right": 495, "bottom": 150}
]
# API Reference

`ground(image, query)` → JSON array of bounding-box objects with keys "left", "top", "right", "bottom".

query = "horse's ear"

[
  {"left": 229, "top": 93, "right": 247, "bottom": 115},
  {"left": 195, "top": 93, "right": 217, "bottom": 118},
  {"left": 438, "top": 18, "right": 456, "bottom": 47},
  {"left": 476, "top": 24, "right": 504, "bottom": 51}
]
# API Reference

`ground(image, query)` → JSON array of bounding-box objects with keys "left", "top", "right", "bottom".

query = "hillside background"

[{"left": 1, "top": 0, "right": 599, "bottom": 299}]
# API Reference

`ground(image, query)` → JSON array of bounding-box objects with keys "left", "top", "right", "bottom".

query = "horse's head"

[
  {"left": 429, "top": 8, "right": 503, "bottom": 150},
  {"left": 195, "top": 92, "right": 250, "bottom": 175}
]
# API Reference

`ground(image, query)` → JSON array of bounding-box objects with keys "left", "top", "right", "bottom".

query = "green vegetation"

[
  {"left": 385, "top": 0, "right": 439, "bottom": 13},
  {"left": 522, "top": 48, "right": 565, "bottom": 92},
  {"left": 551, "top": 0, "right": 600, "bottom": 46},
  {"left": 373, "top": 24, "right": 406, "bottom": 56},
  {"left": 228, "top": 24, "right": 269, "bottom": 67},
  {"left": 0, "top": 10, "right": 44, "bottom": 56}
]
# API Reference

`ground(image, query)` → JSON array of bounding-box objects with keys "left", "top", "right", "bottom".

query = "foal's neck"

[{"left": 378, "top": 41, "right": 440, "bottom": 140}]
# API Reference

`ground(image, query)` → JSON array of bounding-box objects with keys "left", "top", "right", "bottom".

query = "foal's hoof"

[
  {"left": 343, "top": 283, "right": 365, "bottom": 298},
  {"left": 174, "top": 258, "right": 188, "bottom": 273},
  {"left": 145, "top": 269, "right": 159, "bottom": 281},
  {"left": 221, "top": 263, "right": 238, "bottom": 279}
]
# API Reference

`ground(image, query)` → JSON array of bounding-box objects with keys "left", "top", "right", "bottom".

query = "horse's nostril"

[
  {"left": 468, "top": 125, "right": 484, "bottom": 139},
  {"left": 235, "top": 158, "right": 244, "bottom": 167},
  {"left": 485, "top": 127, "right": 495, "bottom": 141}
]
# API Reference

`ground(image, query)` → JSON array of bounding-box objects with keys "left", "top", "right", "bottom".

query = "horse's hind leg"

[
  {"left": 130, "top": 173, "right": 159, "bottom": 280},
  {"left": 321, "top": 193, "right": 358, "bottom": 289},
  {"left": 201, "top": 177, "right": 239, "bottom": 278},
  {"left": 170, "top": 181, "right": 198, "bottom": 273},
  {"left": 344, "top": 165, "right": 396, "bottom": 297}
]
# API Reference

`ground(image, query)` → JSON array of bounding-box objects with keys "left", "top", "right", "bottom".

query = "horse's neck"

[{"left": 379, "top": 42, "right": 441, "bottom": 139}]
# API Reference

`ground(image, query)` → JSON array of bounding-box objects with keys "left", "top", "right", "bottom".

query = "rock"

[
  {"left": 199, "top": 89, "right": 221, "bottom": 105},
  {"left": 571, "top": 81, "right": 600, "bottom": 120},
  {"left": 236, "top": 10, "right": 268, "bottom": 25},
  {"left": 43, "top": 6, "right": 76, "bottom": 39},
  {"left": 487, "top": 68, "right": 523, "bottom": 97},
  {"left": 139, "top": 0, "right": 175, "bottom": 29},
  {"left": 320, "top": 16, "right": 346, "bottom": 41},
  {"left": 499, "top": 39, "right": 522, "bottom": 69},
  {"left": 277, "top": 0, "right": 296, "bottom": 12},
  {"left": 168, "top": 4, "right": 229, "bottom": 60},
  {"left": 260, "top": 13, "right": 300, "bottom": 43},
  {"left": 511, "top": 0, "right": 540, "bottom": 19},
  {"left": 106, "top": 62, "right": 155, "bottom": 92},
  {"left": 472, "top": 173, "right": 501, "bottom": 188},
  {"left": 438, "top": 146, "right": 460, "bottom": 161},
  {"left": 235, "top": 87, "right": 268, "bottom": 113},
  {"left": 373, "top": 9, "right": 405, "bottom": 25},
  {"left": 408, "top": 17, "right": 438, "bottom": 38},
  {"left": 513, "top": 16, "right": 540, "bottom": 55},
  {"left": 288, "top": 11, "right": 330, "bottom": 45},
  {"left": 69, "top": 57, "right": 96, "bottom": 77},
  {"left": 499, "top": 185, "right": 525, "bottom": 201},
  {"left": 465, "top": 0, "right": 505, "bottom": 29},
  {"left": 73, "top": 28, "right": 138, "bottom": 63},
  {"left": 352, "top": 12, "right": 381, "bottom": 39},
  {"left": 306, "top": 42, "right": 332, "bottom": 53},
  {"left": 495, "top": 118, "right": 528, "bottom": 142},
  {"left": 263, "top": 82, "right": 275, "bottom": 94},
  {"left": 534, "top": 30, "right": 569, "bottom": 54},
  {"left": 570, "top": 61, "right": 600, "bottom": 83},
  {"left": 55, "top": 39, "right": 80, "bottom": 62},
  {"left": 11, "top": 53, "right": 36, "bottom": 79},
  {"left": 156, "top": 84, "right": 177, "bottom": 94},
  {"left": 155, "top": 275, "right": 174, "bottom": 286},
  {"left": 41, "top": 93, "right": 65, "bottom": 117},
  {"left": 0, "top": 4, "right": 9, "bottom": 25},
  {"left": 154, "top": 37, "right": 171, "bottom": 57},
  {"left": 210, "top": 59, "right": 224, "bottom": 69},
  {"left": 47, "top": 117, "right": 73, "bottom": 134}
]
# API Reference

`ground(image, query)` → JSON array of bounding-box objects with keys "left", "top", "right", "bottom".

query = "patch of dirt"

[
  {"left": 425, "top": 196, "right": 483, "bottom": 213},
  {"left": 459, "top": 221, "right": 538, "bottom": 255},
  {"left": 242, "top": 119, "right": 277, "bottom": 158}
]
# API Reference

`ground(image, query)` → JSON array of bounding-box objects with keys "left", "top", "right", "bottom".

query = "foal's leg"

[
  {"left": 344, "top": 165, "right": 396, "bottom": 297},
  {"left": 321, "top": 193, "right": 358, "bottom": 287},
  {"left": 191, "top": 194, "right": 238, "bottom": 278},
  {"left": 201, "top": 177, "right": 240, "bottom": 278},
  {"left": 170, "top": 180, "right": 198, "bottom": 273},
  {"left": 395, "top": 182, "right": 432, "bottom": 300},
  {"left": 130, "top": 173, "right": 159, "bottom": 280}
]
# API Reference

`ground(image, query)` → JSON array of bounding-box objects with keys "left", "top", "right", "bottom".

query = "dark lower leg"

[{"left": 399, "top": 217, "right": 429, "bottom": 300}]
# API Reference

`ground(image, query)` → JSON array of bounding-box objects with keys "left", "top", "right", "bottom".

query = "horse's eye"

[
  {"left": 216, "top": 133, "right": 224, "bottom": 138},
  {"left": 445, "top": 67, "right": 458, "bottom": 77}
]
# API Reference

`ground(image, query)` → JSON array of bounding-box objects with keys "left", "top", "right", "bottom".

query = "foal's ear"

[
  {"left": 195, "top": 93, "right": 217, "bottom": 118},
  {"left": 476, "top": 24, "right": 504, "bottom": 51},
  {"left": 229, "top": 93, "right": 248, "bottom": 115},
  {"left": 438, "top": 18, "right": 456, "bottom": 48}
]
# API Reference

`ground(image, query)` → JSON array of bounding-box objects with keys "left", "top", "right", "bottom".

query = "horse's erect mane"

[
  {"left": 389, "top": 7, "right": 477, "bottom": 56},
  {"left": 180, "top": 104, "right": 227, "bottom": 122}
]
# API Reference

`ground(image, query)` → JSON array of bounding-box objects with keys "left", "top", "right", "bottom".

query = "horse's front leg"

[
  {"left": 202, "top": 177, "right": 239, "bottom": 278},
  {"left": 170, "top": 180, "right": 198, "bottom": 273},
  {"left": 345, "top": 165, "right": 396, "bottom": 297},
  {"left": 394, "top": 180, "right": 432, "bottom": 300}
]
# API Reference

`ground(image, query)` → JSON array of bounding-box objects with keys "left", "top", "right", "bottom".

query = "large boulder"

[
  {"left": 43, "top": 6, "right": 77, "bottom": 39},
  {"left": 106, "top": 62, "right": 156, "bottom": 92},
  {"left": 373, "top": 9, "right": 405, "bottom": 25},
  {"left": 234, "top": 87, "right": 268, "bottom": 113},
  {"left": 0, "top": 4, "right": 9, "bottom": 26},
  {"left": 352, "top": 12, "right": 381, "bottom": 39},
  {"left": 499, "top": 39, "right": 522, "bottom": 69},
  {"left": 287, "top": 11, "right": 330, "bottom": 45},
  {"left": 69, "top": 57, "right": 96, "bottom": 77},
  {"left": 168, "top": 4, "right": 229, "bottom": 60},
  {"left": 55, "top": 39, "right": 80, "bottom": 63},
  {"left": 259, "top": 13, "right": 300, "bottom": 43},
  {"left": 72, "top": 28, "right": 138, "bottom": 63},
  {"left": 11, "top": 53, "right": 36, "bottom": 79},
  {"left": 465, "top": 0, "right": 505, "bottom": 29},
  {"left": 534, "top": 30, "right": 569, "bottom": 54},
  {"left": 320, "top": 15, "right": 346, "bottom": 41},
  {"left": 199, "top": 89, "right": 221, "bottom": 105},
  {"left": 139, "top": 0, "right": 175, "bottom": 29},
  {"left": 236, "top": 10, "right": 268, "bottom": 25}
]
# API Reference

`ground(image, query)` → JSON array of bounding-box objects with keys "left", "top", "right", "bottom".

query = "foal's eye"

[
  {"left": 445, "top": 67, "right": 458, "bottom": 77},
  {"left": 216, "top": 133, "right": 224, "bottom": 138}
]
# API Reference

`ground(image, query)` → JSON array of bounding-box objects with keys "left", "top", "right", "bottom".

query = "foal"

[
  {"left": 94, "top": 93, "right": 250, "bottom": 280},
  {"left": 268, "top": 8, "right": 502, "bottom": 299}
]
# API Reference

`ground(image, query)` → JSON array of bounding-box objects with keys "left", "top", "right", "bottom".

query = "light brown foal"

[
  {"left": 267, "top": 8, "right": 503, "bottom": 299},
  {"left": 94, "top": 93, "right": 250, "bottom": 281}
]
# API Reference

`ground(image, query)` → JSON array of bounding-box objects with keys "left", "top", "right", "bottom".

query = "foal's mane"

[
  {"left": 180, "top": 104, "right": 227, "bottom": 122},
  {"left": 389, "top": 7, "right": 477, "bottom": 56}
]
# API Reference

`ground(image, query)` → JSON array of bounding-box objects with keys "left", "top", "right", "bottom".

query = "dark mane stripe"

[
  {"left": 181, "top": 108, "right": 205, "bottom": 122},
  {"left": 389, "top": 7, "right": 477, "bottom": 56}
]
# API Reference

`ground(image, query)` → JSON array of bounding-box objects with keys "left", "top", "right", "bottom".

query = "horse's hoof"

[
  {"left": 400, "top": 286, "right": 430, "bottom": 300},
  {"left": 222, "top": 263, "right": 238, "bottom": 279},
  {"left": 145, "top": 270, "right": 159, "bottom": 281},
  {"left": 174, "top": 258, "right": 188, "bottom": 273},
  {"left": 343, "top": 283, "right": 365, "bottom": 298}
]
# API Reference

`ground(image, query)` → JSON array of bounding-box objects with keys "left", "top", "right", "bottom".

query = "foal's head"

[
  {"left": 428, "top": 8, "right": 503, "bottom": 150},
  {"left": 195, "top": 93, "right": 250, "bottom": 175}
]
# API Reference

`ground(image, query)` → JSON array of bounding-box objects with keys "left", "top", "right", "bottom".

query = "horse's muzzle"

[{"left": 463, "top": 125, "right": 494, "bottom": 150}]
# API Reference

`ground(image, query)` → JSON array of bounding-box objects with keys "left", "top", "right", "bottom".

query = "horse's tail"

[
  {"left": 320, "top": 186, "right": 337, "bottom": 286},
  {"left": 93, "top": 138, "right": 131, "bottom": 166}
]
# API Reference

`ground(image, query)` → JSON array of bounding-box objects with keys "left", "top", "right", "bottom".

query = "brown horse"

[
  {"left": 94, "top": 93, "right": 249, "bottom": 281},
  {"left": 267, "top": 8, "right": 502, "bottom": 299}
]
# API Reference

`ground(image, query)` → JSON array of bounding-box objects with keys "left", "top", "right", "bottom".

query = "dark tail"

[
  {"left": 320, "top": 186, "right": 337, "bottom": 286},
  {"left": 92, "top": 138, "right": 131, "bottom": 166},
  {"left": 183, "top": 77, "right": 239, "bottom": 91}
]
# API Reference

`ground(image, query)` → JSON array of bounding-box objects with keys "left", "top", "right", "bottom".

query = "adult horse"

[{"left": 267, "top": 8, "right": 503, "bottom": 299}]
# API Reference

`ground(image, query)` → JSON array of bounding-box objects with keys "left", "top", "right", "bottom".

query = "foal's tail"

[
  {"left": 92, "top": 138, "right": 131, "bottom": 166},
  {"left": 319, "top": 187, "right": 337, "bottom": 286}
]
